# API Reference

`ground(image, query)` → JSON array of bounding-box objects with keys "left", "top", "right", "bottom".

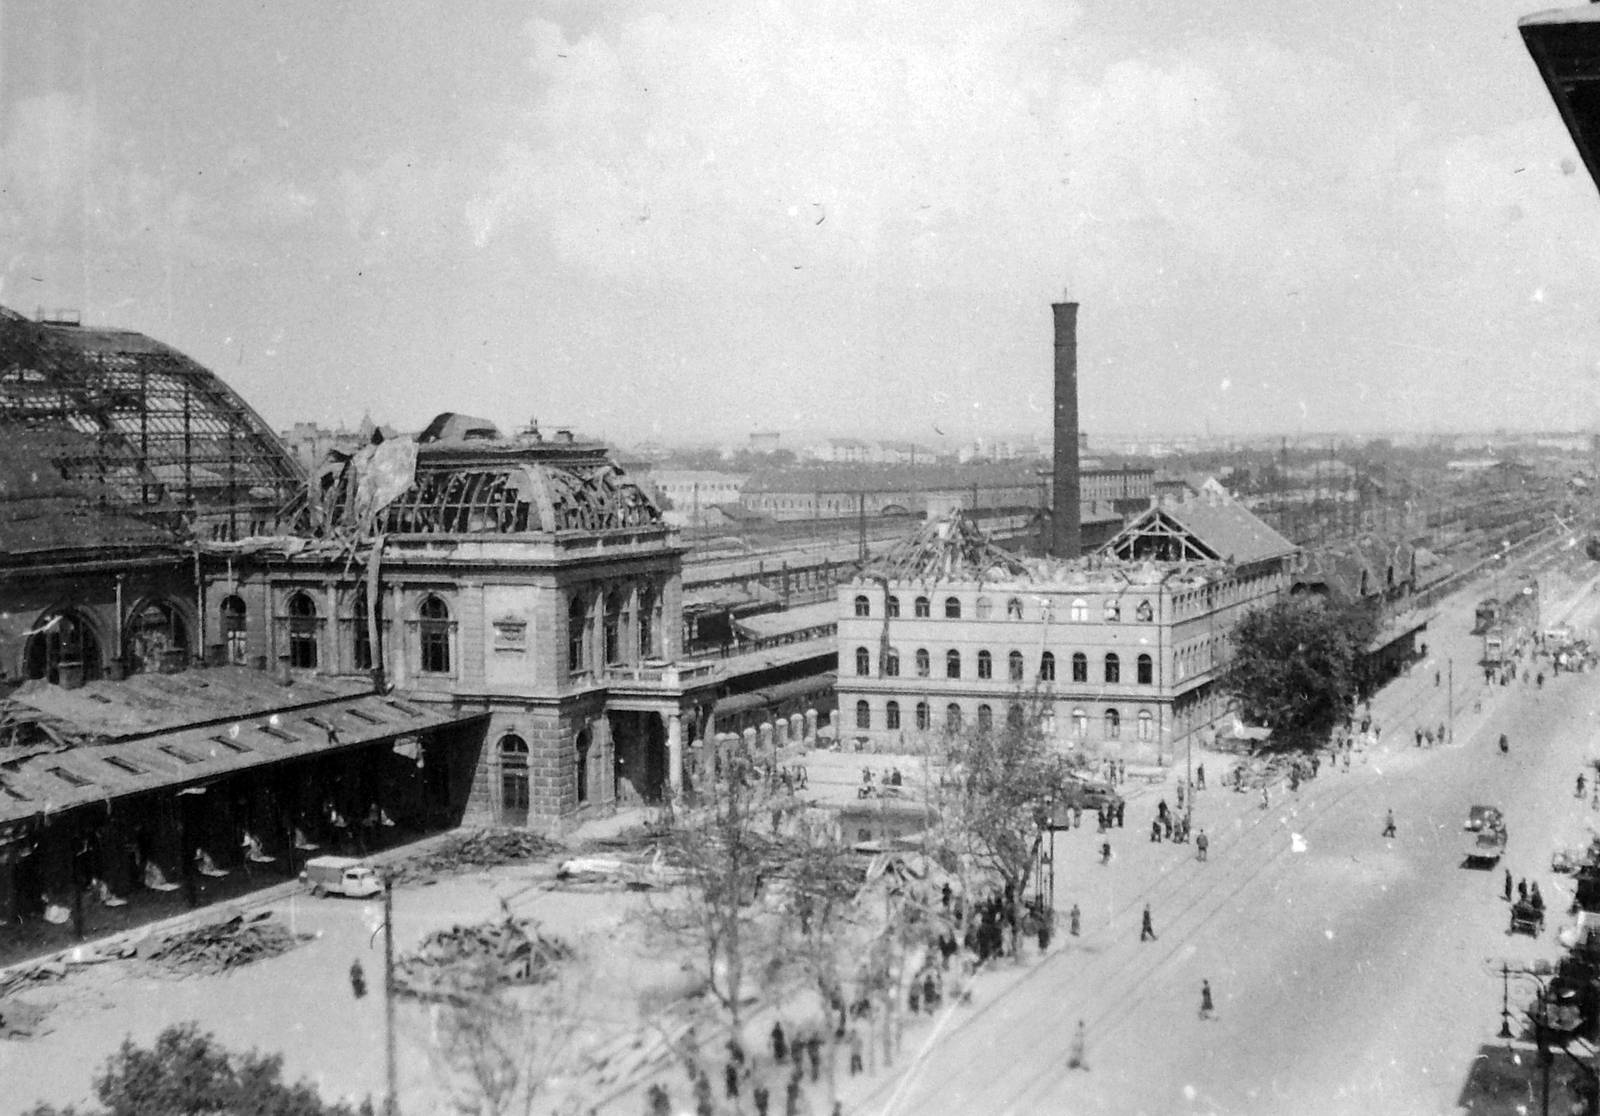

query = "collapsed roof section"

[
  {"left": 864, "top": 513, "right": 1030, "bottom": 583},
  {"left": 0, "top": 307, "right": 304, "bottom": 540},
  {"left": 295, "top": 431, "right": 664, "bottom": 538}
]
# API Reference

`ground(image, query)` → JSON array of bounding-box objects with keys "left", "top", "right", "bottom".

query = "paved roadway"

[{"left": 843, "top": 547, "right": 1600, "bottom": 1116}]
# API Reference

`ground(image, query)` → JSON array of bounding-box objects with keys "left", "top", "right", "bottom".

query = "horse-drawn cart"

[{"left": 1510, "top": 899, "right": 1545, "bottom": 937}]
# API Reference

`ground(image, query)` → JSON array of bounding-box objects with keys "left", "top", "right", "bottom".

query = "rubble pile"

[
  {"left": 394, "top": 910, "right": 571, "bottom": 1003},
  {"left": 387, "top": 827, "right": 560, "bottom": 884},
  {"left": 140, "top": 912, "right": 310, "bottom": 977}
]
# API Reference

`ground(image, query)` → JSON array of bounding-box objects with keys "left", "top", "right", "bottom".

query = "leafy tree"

[
  {"left": 23, "top": 1022, "right": 374, "bottom": 1116},
  {"left": 1223, "top": 595, "right": 1378, "bottom": 747}
]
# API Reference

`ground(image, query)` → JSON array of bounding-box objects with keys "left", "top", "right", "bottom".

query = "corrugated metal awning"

[{"left": 0, "top": 692, "right": 483, "bottom": 826}]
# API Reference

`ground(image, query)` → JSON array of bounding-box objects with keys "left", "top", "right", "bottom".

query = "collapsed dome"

[{"left": 0, "top": 307, "right": 304, "bottom": 538}]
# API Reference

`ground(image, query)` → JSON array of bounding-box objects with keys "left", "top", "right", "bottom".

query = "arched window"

[
  {"left": 915, "top": 596, "right": 931, "bottom": 618},
  {"left": 1041, "top": 707, "right": 1056, "bottom": 736},
  {"left": 1137, "top": 653, "right": 1153, "bottom": 685},
  {"left": 977, "top": 650, "right": 992, "bottom": 680},
  {"left": 977, "top": 704, "right": 993, "bottom": 732},
  {"left": 220, "top": 595, "right": 247, "bottom": 665},
  {"left": 24, "top": 610, "right": 101, "bottom": 685},
  {"left": 945, "top": 703, "right": 963, "bottom": 732},
  {"left": 915, "top": 648, "right": 930, "bottom": 677},
  {"left": 886, "top": 595, "right": 901, "bottom": 618},
  {"left": 1039, "top": 652, "right": 1056, "bottom": 682},
  {"left": 287, "top": 593, "right": 319, "bottom": 670},
  {"left": 1138, "top": 710, "right": 1154, "bottom": 742},
  {"left": 1072, "top": 708, "right": 1088, "bottom": 739},
  {"left": 1071, "top": 652, "right": 1088, "bottom": 683},
  {"left": 1007, "top": 704, "right": 1025, "bottom": 729},
  {"left": 946, "top": 650, "right": 961, "bottom": 679},
  {"left": 603, "top": 590, "right": 625, "bottom": 665},
  {"left": 885, "top": 648, "right": 900, "bottom": 677},
  {"left": 856, "top": 700, "right": 871, "bottom": 730},
  {"left": 855, "top": 647, "right": 871, "bottom": 676},
  {"left": 638, "top": 586, "right": 657, "bottom": 659},
  {"left": 568, "top": 593, "right": 589, "bottom": 674},
  {"left": 1104, "top": 600, "right": 1121, "bottom": 623},
  {"left": 1104, "top": 653, "right": 1120, "bottom": 684},
  {"left": 1070, "top": 598, "right": 1089, "bottom": 622},
  {"left": 125, "top": 599, "right": 189, "bottom": 675},
  {"left": 1104, "top": 708, "right": 1121, "bottom": 738},
  {"left": 1135, "top": 599, "right": 1154, "bottom": 623},
  {"left": 976, "top": 597, "right": 992, "bottom": 620},
  {"left": 1006, "top": 597, "right": 1024, "bottom": 620},
  {"left": 854, "top": 594, "right": 871, "bottom": 617},
  {"left": 944, "top": 597, "right": 962, "bottom": 619},
  {"left": 886, "top": 701, "right": 901, "bottom": 730},
  {"left": 915, "top": 701, "right": 931, "bottom": 730},
  {"left": 500, "top": 735, "right": 529, "bottom": 824},
  {"left": 1008, "top": 650, "right": 1025, "bottom": 682},
  {"left": 419, "top": 596, "right": 451, "bottom": 674}
]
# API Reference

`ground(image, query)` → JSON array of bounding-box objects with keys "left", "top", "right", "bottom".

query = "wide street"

[{"left": 842, "top": 549, "right": 1600, "bottom": 1116}]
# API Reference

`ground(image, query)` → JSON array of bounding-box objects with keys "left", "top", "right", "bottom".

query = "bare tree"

[{"left": 935, "top": 691, "right": 1068, "bottom": 957}]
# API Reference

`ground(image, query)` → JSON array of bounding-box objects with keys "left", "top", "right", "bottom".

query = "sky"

[{"left": 2, "top": 0, "right": 1599, "bottom": 446}]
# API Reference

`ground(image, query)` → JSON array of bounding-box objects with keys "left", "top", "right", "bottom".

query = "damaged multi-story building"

[{"left": 0, "top": 306, "right": 827, "bottom": 961}]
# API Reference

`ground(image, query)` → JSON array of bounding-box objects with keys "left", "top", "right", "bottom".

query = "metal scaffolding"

[{"left": 0, "top": 306, "right": 304, "bottom": 540}]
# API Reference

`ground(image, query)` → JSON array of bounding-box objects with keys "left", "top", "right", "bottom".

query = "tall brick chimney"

[{"left": 1050, "top": 301, "right": 1081, "bottom": 559}]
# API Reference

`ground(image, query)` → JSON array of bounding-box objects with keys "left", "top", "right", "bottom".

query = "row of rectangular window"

[
  {"left": 854, "top": 647, "right": 1154, "bottom": 684},
  {"left": 853, "top": 698, "right": 1155, "bottom": 739},
  {"left": 853, "top": 594, "right": 1156, "bottom": 623}
]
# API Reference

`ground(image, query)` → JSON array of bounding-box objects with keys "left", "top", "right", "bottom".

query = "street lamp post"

[{"left": 1448, "top": 658, "right": 1454, "bottom": 744}]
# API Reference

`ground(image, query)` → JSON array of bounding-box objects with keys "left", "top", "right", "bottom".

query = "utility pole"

[
  {"left": 383, "top": 878, "right": 398, "bottom": 1116},
  {"left": 1448, "top": 658, "right": 1454, "bottom": 743},
  {"left": 858, "top": 493, "right": 867, "bottom": 564}
]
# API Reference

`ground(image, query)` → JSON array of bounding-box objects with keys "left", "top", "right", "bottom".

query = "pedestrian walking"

[
  {"left": 1068, "top": 1020, "right": 1087, "bottom": 1070},
  {"left": 1261, "top": 784, "right": 1270, "bottom": 811},
  {"left": 725, "top": 1061, "right": 740, "bottom": 1100},
  {"left": 1505, "top": 869, "right": 1514, "bottom": 903},
  {"left": 1197, "top": 763, "right": 1206, "bottom": 789},
  {"left": 1196, "top": 829, "right": 1209, "bottom": 862},
  {"left": 1116, "top": 800, "right": 1125, "bottom": 828},
  {"left": 1101, "top": 841, "right": 1113, "bottom": 865},
  {"left": 1518, "top": 878, "right": 1528, "bottom": 903},
  {"left": 1435, "top": 670, "right": 1441, "bottom": 687},
  {"left": 848, "top": 1030, "right": 864, "bottom": 1075},
  {"left": 1579, "top": 773, "right": 1587, "bottom": 799},
  {"left": 1343, "top": 750, "right": 1351, "bottom": 772},
  {"left": 753, "top": 1084, "right": 770, "bottom": 1116},
  {"left": 1162, "top": 814, "right": 1173, "bottom": 840},
  {"left": 771, "top": 1021, "right": 787, "bottom": 1064},
  {"left": 1532, "top": 882, "right": 1546, "bottom": 912},
  {"left": 1150, "top": 818, "right": 1162, "bottom": 843},
  {"left": 1141, "top": 903, "right": 1156, "bottom": 942},
  {"left": 1199, "top": 979, "right": 1216, "bottom": 1020},
  {"left": 1177, "top": 782, "right": 1186, "bottom": 811},
  {"left": 1438, "top": 721, "right": 1446, "bottom": 744},
  {"left": 1382, "top": 809, "right": 1396, "bottom": 838},
  {"left": 1415, "top": 727, "right": 1423, "bottom": 748},
  {"left": 1538, "top": 672, "right": 1545, "bottom": 689},
  {"left": 784, "top": 1076, "right": 801, "bottom": 1116},
  {"left": 1424, "top": 728, "right": 1434, "bottom": 747},
  {"left": 807, "top": 1036, "right": 822, "bottom": 1082},
  {"left": 1070, "top": 902, "right": 1081, "bottom": 936}
]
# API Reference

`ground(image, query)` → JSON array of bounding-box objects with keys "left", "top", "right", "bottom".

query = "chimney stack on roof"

[{"left": 1050, "top": 301, "right": 1081, "bottom": 559}]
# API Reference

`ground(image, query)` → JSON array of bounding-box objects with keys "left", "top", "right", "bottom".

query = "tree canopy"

[
  {"left": 1223, "top": 596, "right": 1378, "bottom": 747},
  {"left": 23, "top": 1023, "right": 374, "bottom": 1116}
]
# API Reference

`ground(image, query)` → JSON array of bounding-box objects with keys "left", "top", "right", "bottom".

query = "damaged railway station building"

[
  {"left": 835, "top": 302, "right": 1299, "bottom": 761},
  {"left": 0, "top": 306, "right": 808, "bottom": 961}
]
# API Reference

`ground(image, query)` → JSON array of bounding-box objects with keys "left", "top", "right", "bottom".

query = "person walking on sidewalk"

[
  {"left": 1199, "top": 979, "right": 1216, "bottom": 1021},
  {"left": 1070, "top": 902, "right": 1081, "bottom": 937},
  {"left": 1261, "top": 784, "right": 1270, "bottom": 811},
  {"left": 1068, "top": 1020, "right": 1088, "bottom": 1070},
  {"left": 1505, "top": 869, "right": 1514, "bottom": 903},
  {"left": 1197, "top": 763, "right": 1206, "bottom": 789},
  {"left": 1581, "top": 773, "right": 1589, "bottom": 799},
  {"left": 1382, "top": 809, "right": 1397, "bottom": 838},
  {"left": 1141, "top": 903, "right": 1156, "bottom": 942},
  {"left": 1196, "top": 829, "right": 1209, "bottom": 862}
]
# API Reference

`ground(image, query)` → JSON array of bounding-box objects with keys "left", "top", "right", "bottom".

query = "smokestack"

[{"left": 1051, "top": 301, "right": 1081, "bottom": 559}]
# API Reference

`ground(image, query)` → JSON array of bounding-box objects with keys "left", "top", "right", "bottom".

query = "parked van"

[{"left": 301, "top": 855, "right": 383, "bottom": 898}]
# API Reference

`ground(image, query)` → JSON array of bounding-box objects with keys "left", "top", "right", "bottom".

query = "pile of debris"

[
  {"left": 394, "top": 906, "right": 571, "bottom": 1003},
  {"left": 865, "top": 512, "right": 1029, "bottom": 583},
  {"left": 139, "top": 912, "right": 311, "bottom": 977},
  {"left": 387, "top": 827, "right": 561, "bottom": 885}
]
